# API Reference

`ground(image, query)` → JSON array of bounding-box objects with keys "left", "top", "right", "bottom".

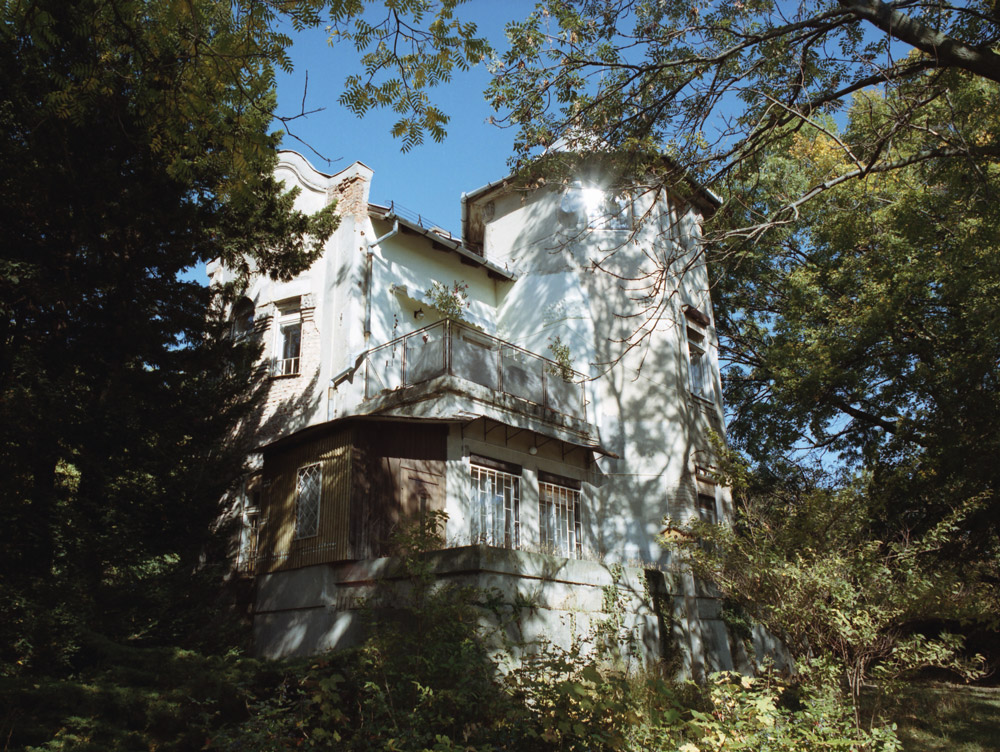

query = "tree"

[
  {"left": 0, "top": 0, "right": 506, "bottom": 677},
  {"left": 489, "top": 2, "right": 1000, "bottom": 539},
  {"left": 667, "top": 454, "right": 993, "bottom": 729},
  {"left": 328, "top": 0, "right": 491, "bottom": 151},
  {"left": 0, "top": 0, "right": 338, "bottom": 672},
  {"left": 489, "top": 0, "right": 1000, "bottom": 208},
  {"left": 713, "top": 72, "right": 1000, "bottom": 551}
]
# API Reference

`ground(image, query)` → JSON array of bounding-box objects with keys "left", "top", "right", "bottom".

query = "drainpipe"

[
  {"left": 328, "top": 217, "right": 399, "bottom": 422},
  {"left": 327, "top": 351, "right": 369, "bottom": 420},
  {"left": 364, "top": 218, "right": 399, "bottom": 344}
]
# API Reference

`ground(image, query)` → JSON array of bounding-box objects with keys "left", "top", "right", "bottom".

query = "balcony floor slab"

[{"left": 349, "top": 374, "right": 609, "bottom": 454}]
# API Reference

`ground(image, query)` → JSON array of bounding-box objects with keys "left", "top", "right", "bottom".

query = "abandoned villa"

[{"left": 209, "top": 151, "right": 773, "bottom": 678}]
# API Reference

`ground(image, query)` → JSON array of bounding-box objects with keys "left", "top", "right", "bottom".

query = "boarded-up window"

[
  {"left": 295, "top": 463, "right": 322, "bottom": 539},
  {"left": 539, "top": 481, "right": 582, "bottom": 558},
  {"left": 471, "top": 461, "right": 520, "bottom": 549}
]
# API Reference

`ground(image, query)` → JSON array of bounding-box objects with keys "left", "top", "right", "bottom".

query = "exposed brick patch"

[
  {"left": 329, "top": 174, "right": 367, "bottom": 221},
  {"left": 240, "top": 301, "right": 322, "bottom": 447}
]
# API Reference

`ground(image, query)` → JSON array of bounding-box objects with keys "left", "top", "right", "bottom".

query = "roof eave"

[{"left": 369, "top": 206, "right": 516, "bottom": 281}]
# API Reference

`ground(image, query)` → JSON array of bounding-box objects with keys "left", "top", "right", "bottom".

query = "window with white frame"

[
  {"left": 470, "top": 455, "right": 520, "bottom": 549},
  {"left": 686, "top": 326, "right": 713, "bottom": 401},
  {"left": 294, "top": 463, "right": 322, "bottom": 539},
  {"left": 274, "top": 302, "right": 301, "bottom": 376},
  {"left": 538, "top": 472, "right": 582, "bottom": 558}
]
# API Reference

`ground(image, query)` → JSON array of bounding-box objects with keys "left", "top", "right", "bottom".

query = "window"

[
  {"left": 598, "top": 191, "right": 633, "bottom": 230},
  {"left": 239, "top": 483, "right": 262, "bottom": 575},
  {"left": 696, "top": 493, "right": 717, "bottom": 524},
  {"left": 274, "top": 303, "right": 301, "bottom": 376},
  {"left": 231, "top": 297, "right": 255, "bottom": 340},
  {"left": 686, "top": 326, "right": 713, "bottom": 401},
  {"left": 242, "top": 510, "right": 261, "bottom": 574},
  {"left": 470, "top": 455, "right": 520, "bottom": 548},
  {"left": 695, "top": 465, "right": 718, "bottom": 524},
  {"left": 539, "top": 473, "right": 582, "bottom": 558},
  {"left": 294, "top": 463, "right": 321, "bottom": 539}
]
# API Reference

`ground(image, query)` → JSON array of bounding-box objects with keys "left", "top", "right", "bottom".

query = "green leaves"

[
  {"left": 330, "top": 0, "right": 490, "bottom": 150},
  {"left": 424, "top": 279, "right": 470, "bottom": 320},
  {"left": 0, "top": 0, "right": 339, "bottom": 674},
  {"left": 665, "top": 453, "right": 995, "bottom": 728},
  {"left": 714, "top": 73, "right": 1000, "bottom": 554}
]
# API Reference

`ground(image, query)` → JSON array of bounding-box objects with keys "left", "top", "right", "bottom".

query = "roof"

[
  {"left": 459, "top": 155, "right": 722, "bottom": 244},
  {"left": 369, "top": 203, "right": 516, "bottom": 281}
]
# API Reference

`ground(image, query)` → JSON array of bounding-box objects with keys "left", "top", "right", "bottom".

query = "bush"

[{"left": 0, "top": 635, "right": 274, "bottom": 751}]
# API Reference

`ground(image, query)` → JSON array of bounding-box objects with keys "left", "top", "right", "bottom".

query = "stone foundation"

[{"left": 253, "top": 546, "right": 783, "bottom": 677}]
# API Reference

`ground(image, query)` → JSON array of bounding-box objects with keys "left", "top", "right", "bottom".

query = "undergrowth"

[{"left": 4, "top": 514, "right": 903, "bottom": 751}]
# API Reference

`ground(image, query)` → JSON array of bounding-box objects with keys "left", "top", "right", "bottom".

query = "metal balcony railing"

[{"left": 363, "top": 319, "right": 587, "bottom": 421}]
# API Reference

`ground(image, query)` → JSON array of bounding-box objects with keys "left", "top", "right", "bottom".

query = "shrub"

[{"left": 425, "top": 280, "right": 469, "bottom": 321}]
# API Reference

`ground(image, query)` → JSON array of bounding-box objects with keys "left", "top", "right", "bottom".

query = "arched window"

[{"left": 231, "top": 297, "right": 255, "bottom": 340}]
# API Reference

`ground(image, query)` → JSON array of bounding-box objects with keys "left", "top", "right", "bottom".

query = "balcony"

[{"left": 362, "top": 319, "right": 587, "bottom": 423}]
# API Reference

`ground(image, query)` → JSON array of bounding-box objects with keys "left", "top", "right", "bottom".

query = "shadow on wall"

[
  {"left": 501, "top": 195, "right": 702, "bottom": 565},
  {"left": 484, "top": 191, "right": 735, "bottom": 679},
  {"left": 245, "top": 365, "right": 322, "bottom": 448},
  {"left": 251, "top": 543, "right": 758, "bottom": 680},
  {"left": 217, "top": 364, "right": 321, "bottom": 569}
]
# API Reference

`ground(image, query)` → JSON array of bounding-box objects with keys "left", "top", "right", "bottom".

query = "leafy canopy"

[
  {"left": 667, "top": 451, "right": 994, "bottom": 729},
  {"left": 714, "top": 71, "right": 1000, "bottom": 547},
  {"left": 489, "top": 0, "right": 1000, "bottom": 198},
  {"left": 330, "top": 0, "right": 491, "bottom": 151},
  {"left": 0, "top": 0, "right": 336, "bottom": 673}
]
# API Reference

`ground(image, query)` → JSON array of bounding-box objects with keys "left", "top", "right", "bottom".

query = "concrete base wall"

[{"left": 253, "top": 546, "right": 784, "bottom": 678}]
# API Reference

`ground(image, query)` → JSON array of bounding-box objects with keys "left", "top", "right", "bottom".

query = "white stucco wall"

[
  {"left": 475, "top": 180, "right": 724, "bottom": 567},
  {"left": 216, "top": 152, "right": 726, "bottom": 571}
]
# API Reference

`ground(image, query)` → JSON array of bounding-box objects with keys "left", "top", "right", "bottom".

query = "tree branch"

[{"left": 840, "top": 0, "right": 1000, "bottom": 83}]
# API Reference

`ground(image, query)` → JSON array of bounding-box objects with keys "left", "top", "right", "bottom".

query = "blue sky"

[{"left": 272, "top": 3, "right": 535, "bottom": 236}]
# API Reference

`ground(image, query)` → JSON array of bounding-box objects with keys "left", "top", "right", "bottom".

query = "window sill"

[
  {"left": 270, "top": 372, "right": 301, "bottom": 380},
  {"left": 688, "top": 392, "right": 716, "bottom": 407}
]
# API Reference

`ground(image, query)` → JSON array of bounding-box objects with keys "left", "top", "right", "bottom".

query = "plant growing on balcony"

[
  {"left": 548, "top": 336, "right": 574, "bottom": 381},
  {"left": 425, "top": 280, "right": 469, "bottom": 321}
]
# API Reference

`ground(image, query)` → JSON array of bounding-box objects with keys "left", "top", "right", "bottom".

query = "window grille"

[
  {"left": 470, "top": 463, "right": 520, "bottom": 548},
  {"left": 539, "top": 482, "right": 582, "bottom": 558},
  {"left": 241, "top": 511, "right": 261, "bottom": 574},
  {"left": 295, "top": 463, "right": 321, "bottom": 539}
]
